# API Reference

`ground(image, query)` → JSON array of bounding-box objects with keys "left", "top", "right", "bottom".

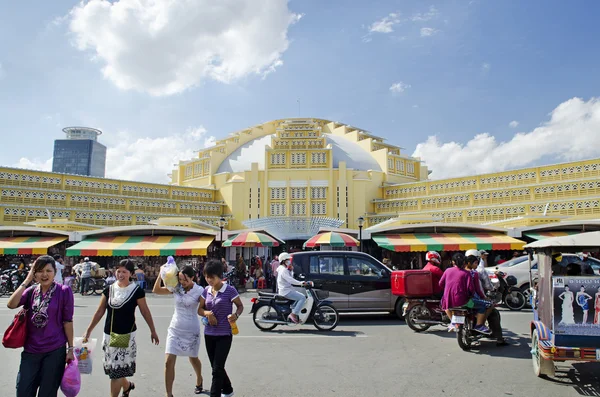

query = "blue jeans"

[
  {"left": 17, "top": 346, "right": 66, "bottom": 397},
  {"left": 284, "top": 290, "right": 307, "bottom": 315},
  {"left": 80, "top": 277, "right": 91, "bottom": 294}
]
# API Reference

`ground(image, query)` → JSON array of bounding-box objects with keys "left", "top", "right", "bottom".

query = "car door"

[
  {"left": 345, "top": 255, "right": 392, "bottom": 311},
  {"left": 306, "top": 254, "right": 349, "bottom": 310}
]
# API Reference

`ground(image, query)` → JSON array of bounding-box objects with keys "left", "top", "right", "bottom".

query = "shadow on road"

[
  {"left": 538, "top": 363, "right": 600, "bottom": 396},
  {"left": 338, "top": 314, "right": 404, "bottom": 327},
  {"left": 468, "top": 331, "right": 532, "bottom": 359},
  {"left": 268, "top": 329, "right": 367, "bottom": 337}
]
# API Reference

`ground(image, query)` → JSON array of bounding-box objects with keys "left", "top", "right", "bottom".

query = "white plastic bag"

[
  {"left": 160, "top": 256, "right": 179, "bottom": 292},
  {"left": 73, "top": 337, "right": 97, "bottom": 375}
]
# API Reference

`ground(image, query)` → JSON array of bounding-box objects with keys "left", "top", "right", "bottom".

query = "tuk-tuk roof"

[{"left": 524, "top": 231, "right": 600, "bottom": 250}]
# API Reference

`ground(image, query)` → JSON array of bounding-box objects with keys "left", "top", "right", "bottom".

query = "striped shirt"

[{"left": 201, "top": 284, "right": 239, "bottom": 336}]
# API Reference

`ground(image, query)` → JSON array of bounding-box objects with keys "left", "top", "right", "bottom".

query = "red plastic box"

[{"left": 391, "top": 270, "right": 433, "bottom": 297}]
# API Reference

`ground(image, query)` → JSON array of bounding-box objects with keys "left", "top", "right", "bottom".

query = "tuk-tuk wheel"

[{"left": 531, "top": 331, "right": 554, "bottom": 378}]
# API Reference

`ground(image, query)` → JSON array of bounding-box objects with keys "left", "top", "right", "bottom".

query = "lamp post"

[
  {"left": 357, "top": 216, "right": 364, "bottom": 253},
  {"left": 217, "top": 217, "right": 227, "bottom": 259}
]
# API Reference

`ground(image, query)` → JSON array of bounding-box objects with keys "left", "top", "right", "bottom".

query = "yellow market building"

[{"left": 1, "top": 117, "right": 600, "bottom": 248}]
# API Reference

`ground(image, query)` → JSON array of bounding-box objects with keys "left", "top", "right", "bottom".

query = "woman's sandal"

[
  {"left": 194, "top": 384, "right": 203, "bottom": 394},
  {"left": 122, "top": 382, "right": 135, "bottom": 397}
]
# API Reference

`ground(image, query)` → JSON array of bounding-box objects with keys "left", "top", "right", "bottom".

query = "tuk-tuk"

[{"left": 525, "top": 231, "right": 600, "bottom": 378}]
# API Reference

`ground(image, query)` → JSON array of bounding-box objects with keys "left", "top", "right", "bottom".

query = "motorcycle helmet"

[
  {"left": 278, "top": 252, "right": 292, "bottom": 264},
  {"left": 465, "top": 249, "right": 480, "bottom": 258},
  {"left": 425, "top": 251, "right": 441, "bottom": 265}
]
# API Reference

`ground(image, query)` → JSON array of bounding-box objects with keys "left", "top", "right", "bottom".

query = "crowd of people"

[{"left": 5, "top": 255, "right": 243, "bottom": 397}]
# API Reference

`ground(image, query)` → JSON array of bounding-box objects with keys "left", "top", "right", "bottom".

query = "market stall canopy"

[
  {"left": 66, "top": 235, "right": 214, "bottom": 257},
  {"left": 303, "top": 232, "right": 360, "bottom": 248},
  {"left": 524, "top": 231, "right": 600, "bottom": 250},
  {"left": 0, "top": 236, "right": 67, "bottom": 255},
  {"left": 222, "top": 231, "right": 280, "bottom": 247},
  {"left": 373, "top": 233, "right": 525, "bottom": 252},
  {"left": 524, "top": 231, "right": 579, "bottom": 240}
]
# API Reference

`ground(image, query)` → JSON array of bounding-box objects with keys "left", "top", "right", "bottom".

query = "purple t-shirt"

[
  {"left": 439, "top": 267, "right": 474, "bottom": 311},
  {"left": 201, "top": 284, "right": 239, "bottom": 336},
  {"left": 19, "top": 283, "right": 74, "bottom": 354}
]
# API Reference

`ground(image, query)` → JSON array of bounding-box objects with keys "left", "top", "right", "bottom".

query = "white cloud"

[
  {"left": 389, "top": 82, "right": 411, "bottom": 94},
  {"left": 12, "top": 157, "right": 53, "bottom": 172},
  {"left": 509, "top": 120, "right": 519, "bottom": 128},
  {"left": 412, "top": 97, "right": 600, "bottom": 179},
  {"left": 420, "top": 27, "right": 438, "bottom": 37},
  {"left": 369, "top": 13, "right": 401, "bottom": 33},
  {"left": 411, "top": 6, "right": 439, "bottom": 22},
  {"left": 482, "top": 62, "right": 491, "bottom": 72},
  {"left": 68, "top": 0, "right": 300, "bottom": 96}
]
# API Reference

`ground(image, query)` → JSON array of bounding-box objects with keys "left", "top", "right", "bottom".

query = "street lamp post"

[
  {"left": 217, "top": 217, "right": 227, "bottom": 259},
  {"left": 357, "top": 216, "right": 365, "bottom": 253}
]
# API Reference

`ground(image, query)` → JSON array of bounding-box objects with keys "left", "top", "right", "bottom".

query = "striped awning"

[
  {"left": 524, "top": 231, "right": 579, "bottom": 241},
  {"left": 66, "top": 235, "right": 214, "bottom": 257},
  {"left": 373, "top": 233, "right": 525, "bottom": 252},
  {"left": 0, "top": 236, "right": 67, "bottom": 255},
  {"left": 222, "top": 232, "right": 280, "bottom": 247}
]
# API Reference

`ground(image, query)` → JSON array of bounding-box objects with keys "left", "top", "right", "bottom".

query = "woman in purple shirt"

[
  {"left": 7, "top": 255, "right": 75, "bottom": 397},
  {"left": 198, "top": 260, "right": 244, "bottom": 397}
]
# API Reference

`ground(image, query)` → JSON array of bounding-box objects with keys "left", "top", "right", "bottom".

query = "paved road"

[{"left": 1, "top": 293, "right": 599, "bottom": 397}]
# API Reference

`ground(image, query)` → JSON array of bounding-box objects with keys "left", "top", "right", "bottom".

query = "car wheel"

[{"left": 394, "top": 298, "right": 406, "bottom": 320}]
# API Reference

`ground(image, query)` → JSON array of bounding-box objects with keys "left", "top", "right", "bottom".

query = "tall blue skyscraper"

[{"left": 52, "top": 127, "right": 107, "bottom": 177}]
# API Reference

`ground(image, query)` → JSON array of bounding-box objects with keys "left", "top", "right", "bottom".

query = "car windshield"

[{"left": 498, "top": 256, "right": 529, "bottom": 267}]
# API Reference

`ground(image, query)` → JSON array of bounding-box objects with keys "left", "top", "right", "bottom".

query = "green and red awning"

[
  {"left": 303, "top": 232, "right": 360, "bottom": 248},
  {"left": 524, "top": 231, "right": 579, "bottom": 240},
  {"left": 0, "top": 236, "right": 67, "bottom": 255},
  {"left": 66, "top": 235, "right": 214, "bottom": 257},
  {"left": 373, "top": 233, "right": 525, "bottom": 252},
  {"left": 222, "top": 232, "right": 280, "bottom": 247}
]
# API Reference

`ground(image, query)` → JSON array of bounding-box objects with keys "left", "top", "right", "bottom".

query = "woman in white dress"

[
  {"left": 153, "top": 265, "right": 205, "bottom": 396},
  {"left": 558, "top": 285, "right": 575, "bottom": 324}
]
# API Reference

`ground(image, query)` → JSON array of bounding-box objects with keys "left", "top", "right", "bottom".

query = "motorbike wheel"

[
  {"left": 406, "top": 305, "right": 432, "bottom": 332},
  {"left": 94, "top": 280, "right": 106, "bottom": 295},
  {"left": 0, "top": 284, "right": 7, "bottom": 297},
  {"left": 252, "top": 305, "right": 278, "bottom": 331},
  {"left": 456, "top": 324, "right": 472, "bottom": 351},
  {"left": 313, "top": 304, "right": 339, "bottom": 331},
  {"left": 504, "top": 289, "right": 526, "bottom": 311}
]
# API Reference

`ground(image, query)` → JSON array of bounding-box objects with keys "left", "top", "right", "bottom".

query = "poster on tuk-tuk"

[{"left": 552, "top": 276, "right": 600, "bottom": 336}]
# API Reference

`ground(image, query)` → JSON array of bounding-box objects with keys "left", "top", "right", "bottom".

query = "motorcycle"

[
  {"left": 223, "top": 269, "right": 240, "bottom": 288},
  {"left": 403, "top": 298, "right": 450, "bottom": 332},
  {"left": 250, "top": 281, "right": 340, "bottom": 331},
  {"left": 488, "top": 271, "right": 526, "bottom": 311},
  {"left": 451, "top": 306, "right": 499, "bottom": 351}
]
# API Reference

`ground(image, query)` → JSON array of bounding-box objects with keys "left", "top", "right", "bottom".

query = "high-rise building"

[{"left": 52, "top": 127, "right": 107, "bottom": 177}]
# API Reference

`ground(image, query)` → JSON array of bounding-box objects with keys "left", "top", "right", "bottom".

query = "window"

[
  {"left": 291, "top": 203, "right": 306, "bottom": 215},
  {"left": 270, "top": 153, "right": 287, "bottom": 165},
  {"left": 270, "top": 188, "right": 286, "bottom": 200},
  {"left": 311, "top": 202, "right": 326, "bottom": 215},
  {"left": 311, "top": 152, "right": 327, "bottom": 164},
  {"left": 348, "top": 257, "right": 382, "bottom": 277},
  {"left": 407, "top": 162, "right": 415, "bottom": 174},
  {"left": 396, "top": 160, "right": 404, "bottom": 172},
  {"left": 291, "top": 153, "right": 306, "bottom": 165},
  {"left": 310, "top": 256, "right": 345, "bottom": 275},
  {"left": 388, "top": 158, "right": 394, "bottom": 169},
  {"left": 291, "top": 188, "right": 307, "bottom": 199},
  {"left": 270, "top": 203, "right": 286, "bottom": 216},
  {"left": 311, "top": 187, "right": 327, "bottom": 199}
]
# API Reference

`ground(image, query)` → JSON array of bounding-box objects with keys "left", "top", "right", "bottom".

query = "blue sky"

[{"left": 1, "top": 0, "right": 599, "bottom": 182}]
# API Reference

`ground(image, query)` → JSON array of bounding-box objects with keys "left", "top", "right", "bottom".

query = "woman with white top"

[{"left": 153, "top": 265, "right": 205, "bottom": 396}]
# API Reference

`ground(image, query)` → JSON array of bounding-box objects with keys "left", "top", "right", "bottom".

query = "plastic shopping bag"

[
  {"left": 61, "top": 357, "right": 81, "bottom": 397},
  {"left": 160, "top": 256, "right": 179, "bottom": 292},
  {"left": 73, "top": 337, "right": 97, "bottom": 375}
]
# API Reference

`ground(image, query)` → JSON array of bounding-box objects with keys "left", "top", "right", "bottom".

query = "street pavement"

[{"left": 1, "top": 293, "right": 599, "bottom": 397}]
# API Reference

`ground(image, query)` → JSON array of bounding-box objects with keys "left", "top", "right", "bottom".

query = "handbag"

[
  {"left": 2, "top": 308, "right": 28, "bottom": 349},
  {"left": 108, "top": 286, "right": 134, "bottom": 348}
]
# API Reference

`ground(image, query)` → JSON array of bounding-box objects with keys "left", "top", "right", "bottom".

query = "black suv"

[{"left": 290, "top": 251, "right": 404, "bottom": 318}]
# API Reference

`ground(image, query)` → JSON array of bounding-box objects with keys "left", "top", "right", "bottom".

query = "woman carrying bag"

[
  {"left": 153, "top": 265, "right": 205, "bottom": 396},
  {"left": 83, "top": 259, "right": 160, "bottom": 397},
  {"left": 6, "top": 255, "right": 75, "bottom": 397}
]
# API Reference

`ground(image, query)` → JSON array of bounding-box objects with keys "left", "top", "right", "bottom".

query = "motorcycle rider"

[
  {"left": 423, "top": 251, "right": 444, "bottom": 298},
  {"left": 276, "top": 252, "right": 307, "bottom": 324}
]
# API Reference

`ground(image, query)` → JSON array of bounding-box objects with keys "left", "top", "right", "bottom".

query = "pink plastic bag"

[{"left": 60, "top": 357, "right": 81, "bottom": 397}]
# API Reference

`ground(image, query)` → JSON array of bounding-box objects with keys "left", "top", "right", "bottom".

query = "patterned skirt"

[
  {"left": 102, "top": 332, "right": 137, "bottom": 380},
  {"left": 165, "top": 327, "right": 200, "bottom": 357}
]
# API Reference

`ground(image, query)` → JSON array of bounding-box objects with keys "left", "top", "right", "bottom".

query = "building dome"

[{"left": 216, "top": 133, "right": 382, "bottom": 174}]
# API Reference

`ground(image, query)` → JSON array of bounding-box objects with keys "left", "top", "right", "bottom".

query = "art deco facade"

[{"left": 1, "top": 118, "right": 599, "bottom": 240}]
